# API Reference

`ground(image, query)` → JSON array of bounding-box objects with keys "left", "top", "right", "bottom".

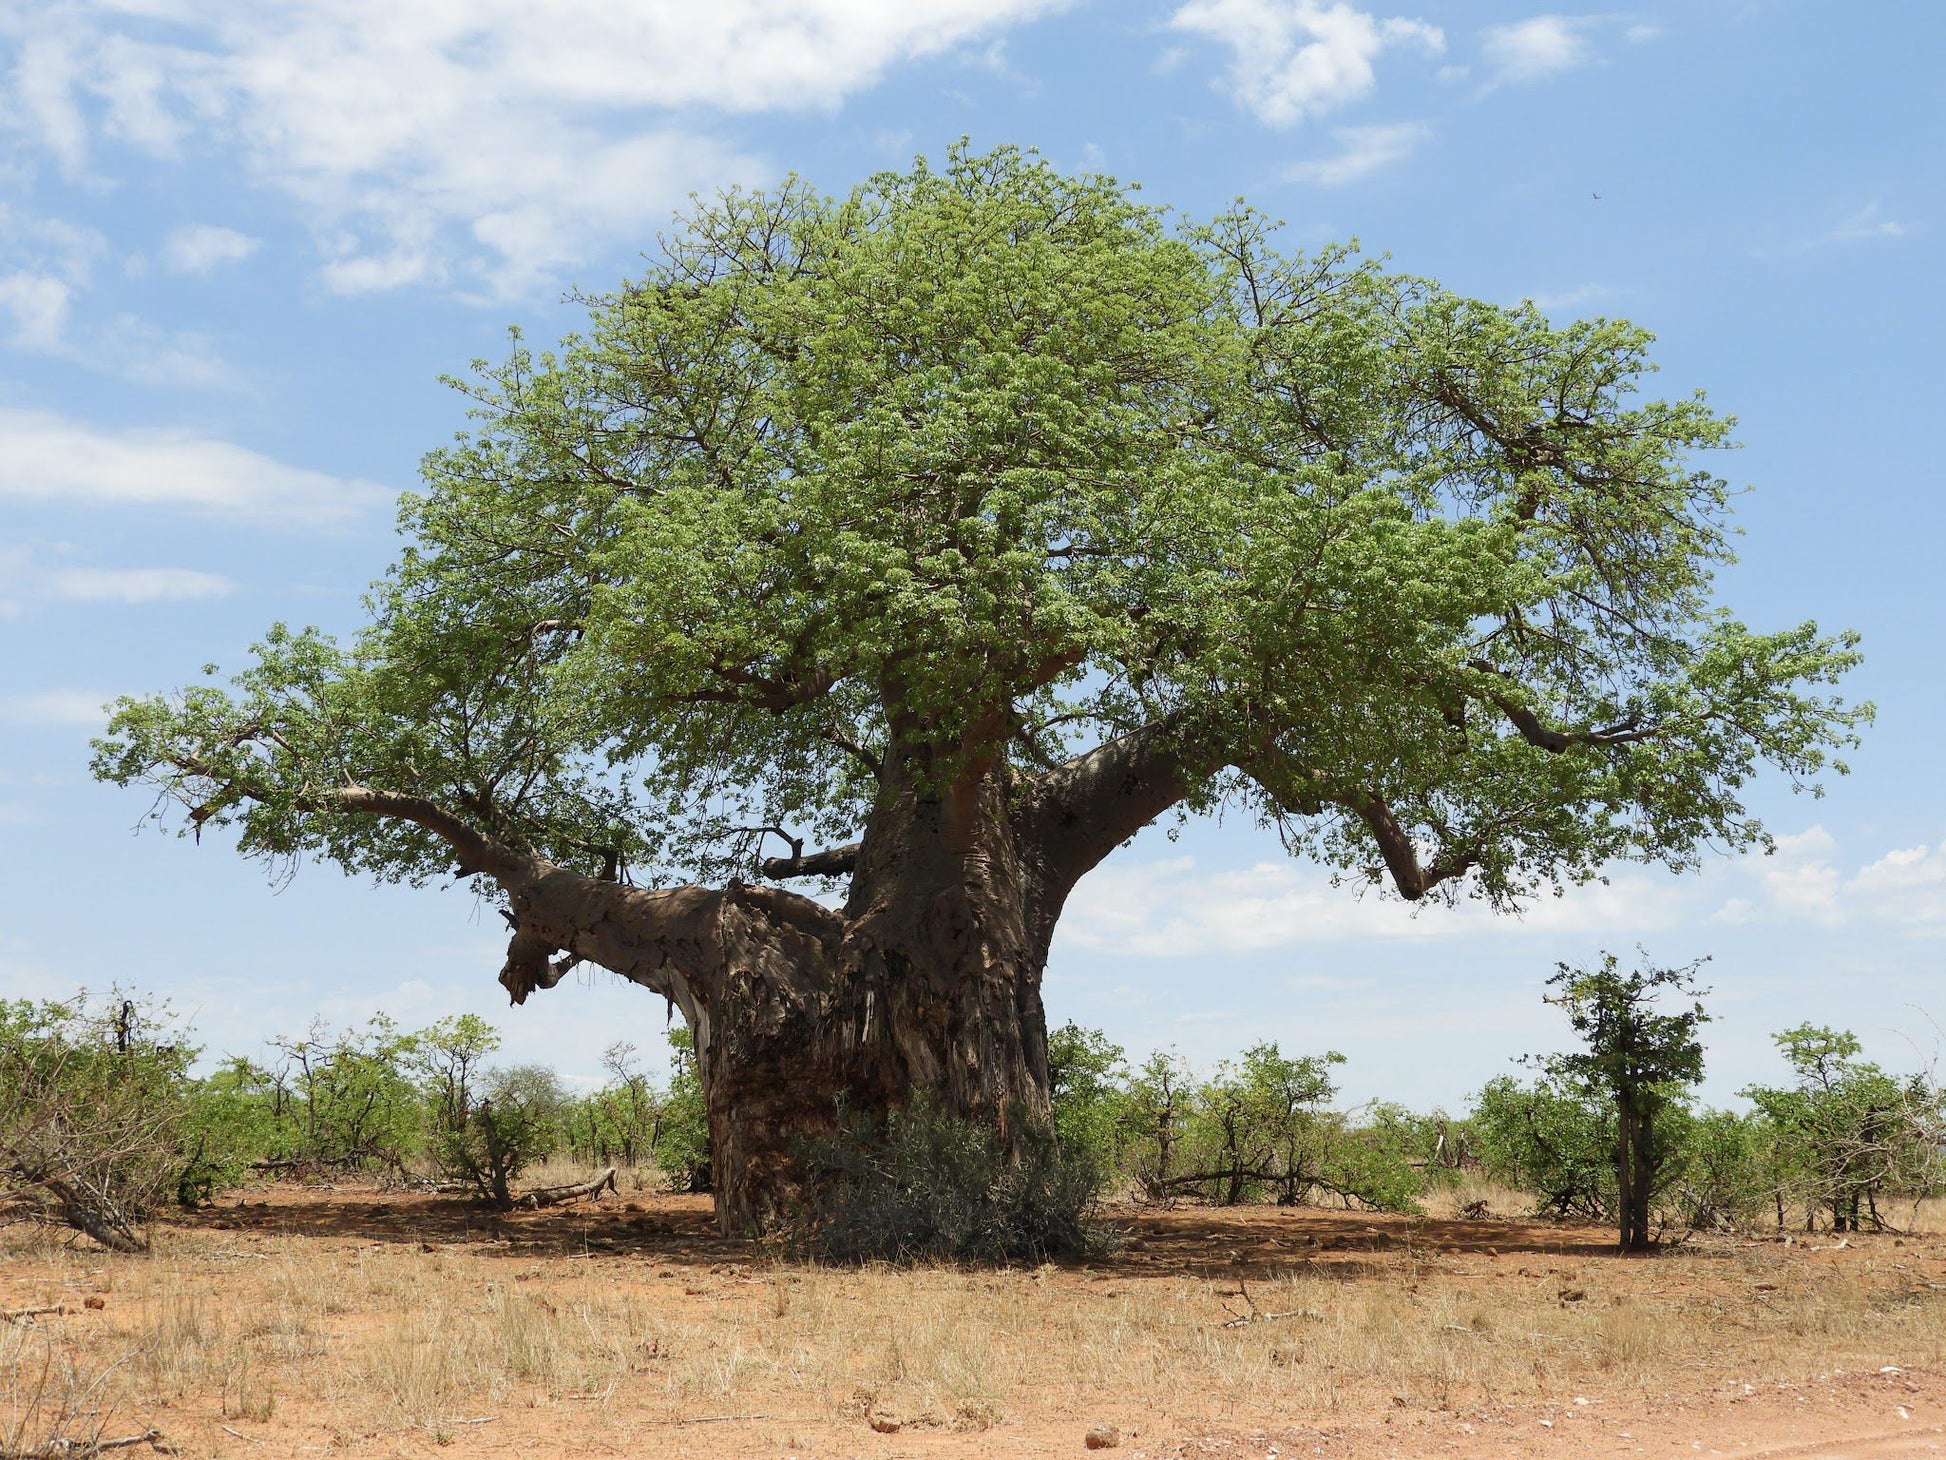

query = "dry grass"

[
  {"left": 1906, "top": 1195, "right": 1946, "bottom": 1234},
  {"left": 2, "top": 1187, "right": 1944, "bottom": 1456}
]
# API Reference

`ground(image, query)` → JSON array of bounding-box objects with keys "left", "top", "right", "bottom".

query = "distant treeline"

[{"left": 1, "top": 989, "right": 1941, "bottom": 1255}]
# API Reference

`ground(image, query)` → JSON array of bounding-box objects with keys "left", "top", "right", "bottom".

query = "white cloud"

[
  {"left": 1481, "top": 14, "right": 1592, "bottom": 84},
  {"left": 162, "top": 223, "right": 260, "bottom": 274},
  {"left": 1061, "top": 855, "right": 1684, "bottom": 957},
  {"left": 1, "top": 688, "right": 110, "bottom": 727},
  {"left": 1821, "top": 202, "right": 1910, "bottom": 245},
  {"left": 1526, "top": 282, "right": 1616, "bottom": 311},
  {"left": 3, "top": 0, "right": 1075, "bottom": 297},
  {"left": 0, "top": 406, "right": 386, "bottom": 527},
  {"left": 1169, "top": 0, "right": 1443, "bottom": 128},
  {"left": 0, "top": 544, "right": 236, "bottom": 613},
  {"left": 0, "top": 270, "right": 72, "bottom": 350},
  {"left": 45, "top": 565, "right": 234, "bottom": 603},
  {"left": 1062, "top": 826, "right": 1946, "bottom": 960},
  {"left": 1283, "top": 120, "right": 1429, "bottom": 184},
  {"left": 0, "top": 205, "right": 230, "bottom": 380}
]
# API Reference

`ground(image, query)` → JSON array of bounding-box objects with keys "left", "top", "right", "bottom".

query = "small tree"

[
  {"left": 430, "top": 1062, "right": 567, "bottom": 1209},
  {"left": 1122, "top": 1050, "right": 1194, "bottom": 1200},
  {"left": 656, "top": 1028, "right": 712, "bottom": 1193},
  {"left": 265, "top": 1017, "right": 424, "bottom": 1177},
  {"left": 1540, "top": 951, "right": 1709, "bottom": 1251},
  {"left": 175, "top": 1055, "right": 283, "bottom": 1205},
  {"left": 1472, "top": 1073, "right": 1617, "bottom": 1221}
]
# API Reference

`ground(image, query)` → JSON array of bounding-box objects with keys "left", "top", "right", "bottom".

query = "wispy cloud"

[
  {"left": 0, "top": 544, "right": 236, "bottom": 614},
  {"left": 162, "top": 223, "right": 260, "bottom": 274},
  {"left": 1480, "top": 14, "right": 1593, "bottom": 84},
  {"left": 1060, "top": 855, "right": 1687, "bottom": 957},
  {"left": 0, "top": 688, "right": 111, "bottom": 728},
  {"left": 0, "top": 204, "right": 230, "bottom": 381},
  {"left": 0, "top": 406, "right": 386, "bottom": 527},
  {"left": 1820, "top": 202, "right": 1911, "bottom": 245},
  {"left": 2, "top": 1, "right": 1077, "bottom": 298},
  {"left": 1525, "top": 282, "right": 1617, "bottom": 311},
  {"left": 1170, "top": 0, "right": 1443, "bottom": 127},
  {"left": 1283, "top": 119, "right": 1429, "bottom": 184}
]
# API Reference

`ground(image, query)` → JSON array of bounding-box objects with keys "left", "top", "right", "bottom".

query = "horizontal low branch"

[{"left": 760, "top": 842, "right": 860, "bottom": 879}]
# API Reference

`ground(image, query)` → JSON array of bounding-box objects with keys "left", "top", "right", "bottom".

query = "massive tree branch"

[{"left": 1018, "top": 718, "right": 1203, "bottom": 935}]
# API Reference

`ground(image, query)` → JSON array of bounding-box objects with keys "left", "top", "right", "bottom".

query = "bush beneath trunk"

[{"left": 789, "top": 1102, "right": 1112, "bottom": 1264}]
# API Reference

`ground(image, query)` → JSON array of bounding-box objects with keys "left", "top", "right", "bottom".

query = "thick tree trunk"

[{"left": 497, "top": 765, "right": 1065, "bottom": 1234}]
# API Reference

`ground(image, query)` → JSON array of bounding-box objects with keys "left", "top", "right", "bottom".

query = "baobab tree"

[{"left": 95, "top": 147, "right": 1865, "bottom": 1232}]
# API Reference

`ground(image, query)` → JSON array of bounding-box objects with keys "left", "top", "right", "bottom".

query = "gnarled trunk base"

[{"left": 700, "top": 933, "right": 1051, "bottom": 1235}]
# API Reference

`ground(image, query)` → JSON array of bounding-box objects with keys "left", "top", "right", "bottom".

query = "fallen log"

[{"left": 519, "top": 1168, "right": 617, "bottom": 1209}]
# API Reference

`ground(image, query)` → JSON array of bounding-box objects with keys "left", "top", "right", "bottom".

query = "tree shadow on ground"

[{"left": 166, "top": 1184, "right": 1652, "bottom": 1280}]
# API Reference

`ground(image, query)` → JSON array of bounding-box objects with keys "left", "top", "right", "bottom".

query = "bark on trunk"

[
  {"left": 1616, "top": 1095, "right": 1654, "bottom": 1253},
  {"left": 496, "top": 765, "right": 1074, "bottom": 1234}
]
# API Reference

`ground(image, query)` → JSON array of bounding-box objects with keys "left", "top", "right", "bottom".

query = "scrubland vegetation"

[
  {"left": 3, "top": 980, "right": 1943, "bottom": 1456},
  {"left": 4, "top": 974, "right": 1941, "bottom": 1259}
]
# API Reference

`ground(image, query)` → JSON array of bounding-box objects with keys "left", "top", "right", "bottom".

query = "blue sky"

[{"left": 0, "top": 1, "right": 1940, "bottom": 1108}]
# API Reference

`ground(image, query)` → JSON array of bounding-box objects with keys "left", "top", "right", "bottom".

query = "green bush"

[
  {"left": 1743, "top": 1025, "right": 1945, "bottom": 1232},
  {"left": 1471, "top": 1074, "right": 1617, "bottom": 1221},
  {"left": 1321, "top": 1103, "right": 1432, "bottom": 1213},
  {"left": 261, "top": 1017, "right": 425, "bottom": 1177},
  {"left": 1120, "top": 1049, "right": 1196, "bottom": 1199},
  {"left": 426, "top": 1058, "right": 567, "bottom": 1209},
  {"left": 1671, "top": 1107, "right": 1773, "bottom": 1231},
  {"left": 175, "top": 1056, "right": 283, "bottom": 1205},
  {"left": 791, "top": 1100, "right": 1109, "bottom": 1263},
  {"left": 562, "top": 1042, "right": 666, "bottom": 1169}
]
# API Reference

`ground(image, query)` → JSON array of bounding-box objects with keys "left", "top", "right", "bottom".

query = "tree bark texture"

[
  {"left": 1616, "top": 1095, "right": 1654, "bottom": 1253},
  {"left": 488, "top": 731, "right": 1190, "bottom": 1234}
]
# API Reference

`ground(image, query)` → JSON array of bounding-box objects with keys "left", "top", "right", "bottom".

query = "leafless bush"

[{"left": 0, "top": 1321, "right": 135, "bottom": 1459}]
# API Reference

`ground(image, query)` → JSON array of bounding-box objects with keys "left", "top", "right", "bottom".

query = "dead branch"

[
  {"left": 519, "top": 1167, "right": 617, "bottom": 1209},
  {"left": 1216, "top": 1278, "right": 1325, "bottom": 1328}
]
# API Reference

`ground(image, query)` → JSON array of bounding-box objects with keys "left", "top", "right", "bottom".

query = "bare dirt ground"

[{"left": 4, "top": 1181, "right": 1945, "bottom": 1459}]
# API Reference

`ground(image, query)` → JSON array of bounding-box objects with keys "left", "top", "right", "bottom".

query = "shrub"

[
  {"left": 0, "top": 992, "right": 194, "bottom": 1251},
  {"left": 791, "top": 1100, "right": 1109, "bottom": 1263},
  {"left": 175, "top": 1055, "right": 283, "bottom": 1205},
  {"left": 1320, "top": 1103, "right": 1431, "bottom": 1213},
  {"left": 562, "top": 1041, "right": 666, "bottom": 1169},
  {"left": 1672, "top": 1107, "right": 1773, "bottom": 1231},
  {"left": 1472, "top": 1074, "right": 1617, "bottom": 1221},
  {"left": 1743, "top": 1025, "right": 1946, "bottom": 1231},
  {"left": 1120, "top": 1049, "right": 1195, "bottom": 1199},
  {"left": 262, "top": 1017, "right": 424, "bottom": 1177}
]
